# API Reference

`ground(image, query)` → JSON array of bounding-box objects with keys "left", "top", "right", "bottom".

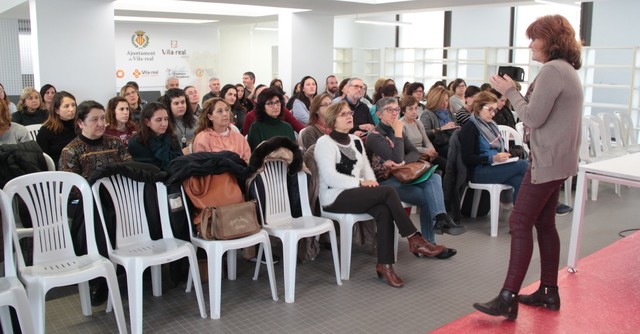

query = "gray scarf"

[{"left": 469, "top": 114, "right": 504, "bottom": 151}]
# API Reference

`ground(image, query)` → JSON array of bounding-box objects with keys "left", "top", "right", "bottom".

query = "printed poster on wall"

[{"left": 114, "top": 23, "right": 220, "bottom": 94}]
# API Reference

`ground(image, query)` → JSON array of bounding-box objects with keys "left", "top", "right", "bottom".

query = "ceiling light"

[
  {"left": 114, "top": 16, "right": 218, "bottom": 24},
  {"left": 335, "top": 0, "right": 410, "bottom": 4},
  {"left": 355, "top": 19, "right": 411, "bottom": 26},
  {"left": 534, "top": 0, "right": 580, "bottom": 7},
  {"left": 254, "top": 27, "right": 278, "bottom": 31},
  {"left": 114, "top": 0, "right": 308, "bottom": 17}
]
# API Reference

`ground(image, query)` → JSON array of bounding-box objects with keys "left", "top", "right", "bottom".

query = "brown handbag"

[
  {"left": 199, "top": 200, "right": 261, "bottom": 240},
  {"left": 391, "top": 161, "right": 432, "bottom": 184}
]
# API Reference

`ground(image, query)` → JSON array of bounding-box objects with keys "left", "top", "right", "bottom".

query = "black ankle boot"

[
  {"left": 90, "top": 278, "right": 109, "bottom": 306},
  {"left": 434, "top": 214, "right": 466, "bottom": 236},
  {"left": 473, "top": 289, "right": 518, "bottom": 320},
  {"left": 519, "top": 285, "right": 560, "bottom": 310}
]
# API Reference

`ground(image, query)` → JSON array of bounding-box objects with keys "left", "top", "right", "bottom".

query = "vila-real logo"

[{"left": 131, "top": 31, "right": 150, "bottom": 49}]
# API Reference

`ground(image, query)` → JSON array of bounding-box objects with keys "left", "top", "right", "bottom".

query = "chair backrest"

[
  {"left": 92, "top": 174, "right": 174, "bottom": 252},
  {"left": 25, "top": 124, "right": 42, "bottom": 141},
  {"left": 586, "top": 116, "right": 612, "bottom": 158},
  {"left": 297, "top": 127, "right": 307, "bottom": 150},
  {"left": 614, "top": 111, "right": 638, "bottom": 146},
  {"left": 597, "top": 112, "right": 625, "bottom": 149},
  {"left": 3, "top": 171, "right": 96, "bottom": 268},
  {"left": 589, "top": 114, "right": 617, "bottom": 154},
  {"left": 580, "top": 117, "right": 594, "bottom": 161},
  {"left": 0, "top": 189, "right": 18, "bottom": 278},
  {"left": 513, "top": 122, "right": 530, "bottom": 153},
  {"left": 253, "top": 160, "right": 316, "bottom": 227},
  {"left": 497, "top": 125, "right": 523, "bottom": 151},
  {"left": 42, "top": 153, "right": 56, "bottom": 171}
]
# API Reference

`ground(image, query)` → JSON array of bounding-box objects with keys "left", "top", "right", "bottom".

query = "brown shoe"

[
  {"left": 375, "top": 264, "right": 404, "bottom": 288},
  {"left": 408, "top": 232, "right": 445, "bottom": 257}
]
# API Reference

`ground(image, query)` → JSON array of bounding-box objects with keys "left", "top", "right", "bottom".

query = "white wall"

[
  {"left": 591, "top": 0, "right": 640, "bottom": 46},
  {"left": 334, "top": 14, "right": 396, "bottom": 49},
  {"left": 30, "top": 0, "right": 115, "bottom": 103},
  {"left": 450, "top": 6, "right": 511, "bottom": 48},
  {"left": 218, "top": 23, "right": 279, "bottom": 88},
  {"left": 289, "top": 12, "right": 334, "bottom": 93}
]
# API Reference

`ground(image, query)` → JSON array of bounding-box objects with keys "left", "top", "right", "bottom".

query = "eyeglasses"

[
  {"left": 383, "top": 107, "right": 401, "bottom": 114},
  {"left": 482, "top": 106, "right": 497, "bottom": 114},
  {"left": 265, "top": 100, "right": 281, "bottom": 107},
  {"left": 350, "top": 84, "right": 365, "bottom": 90},
  {"left": 338, "top": 111, "right": 354, "bottom": 117}
]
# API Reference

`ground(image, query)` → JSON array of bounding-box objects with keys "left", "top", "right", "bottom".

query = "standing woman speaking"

[{"left": 473, "top": 14, "right": 583, "bottom": 320}]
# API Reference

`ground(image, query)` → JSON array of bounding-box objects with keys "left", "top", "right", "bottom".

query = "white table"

[{"left": 567, "top": 153, "right": 640, "bottom": 272}]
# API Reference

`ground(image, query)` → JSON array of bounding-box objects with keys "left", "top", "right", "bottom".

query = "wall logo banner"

[{"left": 132, "top": 31, "right": 150, "bottom": 49}]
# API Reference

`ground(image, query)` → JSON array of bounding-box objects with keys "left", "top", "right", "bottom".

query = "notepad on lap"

[{"left": 492, "top": 157, "right": 519, "bottom": 166}]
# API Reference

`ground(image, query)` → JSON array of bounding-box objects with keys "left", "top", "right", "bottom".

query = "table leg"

[{"left": 567, "top": 170, "right": 588, "bottom": 272}]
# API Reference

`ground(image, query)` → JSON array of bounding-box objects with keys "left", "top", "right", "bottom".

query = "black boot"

[
  {"left": 473, "top": 289, "right": 518, "bottom": 320},
  {"left": 519, "top": 285, "right": 560, "bottom": 310},
  {"left": 90, "top": 277, "right": 109, "bottom": 306},
  {"left": 434, "top": 213, "right": 466, "bottom": 236}
]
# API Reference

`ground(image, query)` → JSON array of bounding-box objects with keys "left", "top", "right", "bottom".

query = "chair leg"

[
  {"left": 185, "top": 270, "right": 193, "bottom": 293},
  {"left": 186, "top": 251, "right": 207, "bottom": 319},
  {"left": 328, "top": 228, "right": 343, "bottom": 287},
  {"left": 28, "top": 285, "right": 46, "bottom": 334},
  {"left": 227, "top": 249, "right": 237, "bottom": 280},
  {"left": 210, "top": 248, "right": 224, "bottom": 319},
  {"left": 471, "top": 189, "right": 482, "bottom": 218},
  {"left": 282, "top": 234, "right": 299, "bottom": 303},
  {"left": 253, "top": 243, "right": 263, "bottom": 280},
  {"left": 128, "top": 269, "right": 144, "bottom": 334},
  {"left": 339, "top": 221, "right": 353, "bottom": 280},
  {"left": 489, "top": 188, "right": 501, "bottom": 237},
  {"left": 564, "top": 177, "right": 572, "bottom": 205},
  {"left": 393, "top": 225, "right": 398, "bottom": 262},
  {"left": 0, "top": 305, "right": 13, "bottom": 334},
  {"left": 103, "top": 267, "right": 128, "bottom": 334},
  {"left": 615, "top": 183, "right": 622, "bottom": 197},
  {"left": 78, "top": 281, "right": 92, "bottom": 316},
  {"left": 261, "top": 238, "right": 279, "bottom": 302},
  {"left": 151, "top": 265, "right": 162, "bottom": 297},
  {"left": 591, "top": 179, "right": 599, "bottom": 201},
  {"left": 13, "top": 289, "right": 36, "bottom": 334}
]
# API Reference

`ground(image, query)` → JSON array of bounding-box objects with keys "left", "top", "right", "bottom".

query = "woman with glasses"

[
  {"left": 459, "top": 91, "right": 528, "bottom": 204},
  {"left": 120, "top": 83, "right": 145, "bottom": 122},
  {"left": 246, "top": 87, "right": 296, "bottom": 150},
  {"left": 300, "top": 92, "right": 332, "bottom": 150},
  {"left": 367, "top": 97, "right": 465, "bottom": 250},
  {"left": 315, "top": 100, "right": 447, "bottom": 288},
  {"left": 448, "top": 78, "right": 467, "bottom": 113}
]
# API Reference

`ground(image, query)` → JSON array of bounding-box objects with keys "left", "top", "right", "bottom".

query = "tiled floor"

[{"left": 33, "top": 183, "right": 640, "bottom": 333}]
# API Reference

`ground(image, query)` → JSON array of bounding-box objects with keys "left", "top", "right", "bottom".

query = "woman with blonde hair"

[
  {"left": 12, "top": 87, "right": 48, "bottom": 125},
  {"left": 192, "top": 97, "right": 250, "bottom": 162},
  {"left": 419, "top": 86, "right": 457, "bottom": 158}
]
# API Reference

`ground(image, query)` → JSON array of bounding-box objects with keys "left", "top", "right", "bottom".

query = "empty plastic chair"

[{"left": 3, "top": 171, "right": 127, "bottom": 334}]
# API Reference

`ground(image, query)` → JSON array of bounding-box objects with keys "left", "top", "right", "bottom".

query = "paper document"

[{"left": 492, "top": 157, "right": 519, "bottom": 166}]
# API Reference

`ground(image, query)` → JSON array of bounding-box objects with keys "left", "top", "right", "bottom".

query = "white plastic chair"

[
  {"left": 92, "top": 175, "right": 205, "bottom": 334},
  {"left": 183, "top": 186, "right": 278, "bottom": 319},
  {"left": 0, "top": 189, "right": 35, "bottom": 334},
  {"left": 42, "top": 153, "right": 55, "bottom": 171},
  {"left": 583, "top": 117, "right": 624, "bottom": 200},
  {"left": 614, "top": 110, "right": 639, "bottom": 147},
  {"left": 253, "top": 162, "right": 342, "bottom": 303},
  {"left": 498, "top": 125, "right": 523, "bottom": 151},
  {"left": 462, "top": 182, "right": 513, "bottom": 237},
  {"left": 24, "top": 124, "right": 42, "bottom": 141},
  {"left": 3, "top": 171, "right": 128, "bottom": 334}
]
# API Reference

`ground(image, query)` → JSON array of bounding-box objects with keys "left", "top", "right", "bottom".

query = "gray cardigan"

[{"left": 506, "top": 59, "right": 582, "bottom": 184}]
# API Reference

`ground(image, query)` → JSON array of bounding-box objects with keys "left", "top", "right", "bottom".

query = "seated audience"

[
  {"left": 192, "top": 98, "right": 250, "bottom": 162},
  {"left": 291, "top": 76, "right": 318, "bottom": 125},
  {"left": 0, "top": 83, "right": 17, "bottom": 113},
  {"left": 128, "top": 102, "right": 183, "bottom": 171},
  {"left": 490, "top": 88, "right": 517, "bottom": 128},
  {"left": 220, "top": 84, "right": 247, "bottom": 128},
  {"left": 300, "top": 93, "right": 332, "bottom": 150},
  {"left": 105, "top": 96, "right": 137, "bottom": 146},
  {"left": 315, "top": 100, "right": 447, "bottom": 288},
  {"left": 40, "top": 84, "right": 57, "bottom": 112},
  {"left": 367, "top": 97, "right": 465, "bottom": 246},
  {"left": 454, "top": 85, "right": 481, "bottom": 126},
  {"left": 36, "top": 91, "right": 78, "bottom": 168},
  {"left": 12, "top": 87, "right": 48, "bottom": 125},
  {"left": 246, "top": 87, "right": 296, "bottom": 150},
  {"left": 459, "top": 92, "right": 528, "bottom": 204},
  {"left": 120, "top": 83, "right": 146, "bottom": 122},
  {"left": 184, "top": 85, "right": 202, "bottom": 117},
  {"left": 343, "top": 78, "right": 375, "bottom": 137},
  {"left": 448, "top": 78, "right": 467, "bottom": 113},
  {"left": 0, "top": 99, "right": 30, "bottom": 144},
  {"left": 164, "top": 88, "right": 197, "bottom": 148},
  {"left": 420, "top": 86, "right": 457, "bottom": 158}
]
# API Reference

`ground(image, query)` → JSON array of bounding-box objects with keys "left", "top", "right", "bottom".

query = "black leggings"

[{"left": 323, "top": 185, "right": 417, "bottom": 264}]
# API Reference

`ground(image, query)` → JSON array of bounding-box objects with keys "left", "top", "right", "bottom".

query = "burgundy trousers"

[{"left": 503, "top": 167, "right": 565, "bottom": 293}]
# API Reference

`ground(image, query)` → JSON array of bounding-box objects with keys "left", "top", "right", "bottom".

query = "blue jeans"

[
  {"left": 381, "top": 173, "right": 446, "bottom": 243},
  {"left": 471, "top": 159, "right": 528, "bottom": 202}
]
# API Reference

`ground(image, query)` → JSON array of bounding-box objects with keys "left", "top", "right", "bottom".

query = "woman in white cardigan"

[{"left": 314, "top": 100, "right": 447, "bottom": 288}]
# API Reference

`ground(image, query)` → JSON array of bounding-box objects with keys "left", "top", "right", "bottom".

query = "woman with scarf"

[
  {"left": 458, "top": 91, "right": 528, "bottom": 205},
  {"left": 419, "top": 86, "right": 458, "bottom": 158},
  {"left": 300, "top": 93, "right": 333, "bottom": 150}
]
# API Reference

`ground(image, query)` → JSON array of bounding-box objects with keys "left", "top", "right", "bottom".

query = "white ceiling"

[{"left": 0, "top": 0, "right": 585, "bottom": 25}]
